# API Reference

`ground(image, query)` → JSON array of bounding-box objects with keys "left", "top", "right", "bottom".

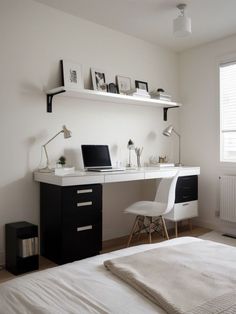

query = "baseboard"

[
  {"left": 193, "top": 219, "right": 217, "bottom": 231},
  {"left": 194, "top": 218, "right": 236, "bottom": 236},
  {"left": 0, "top": 251, "right": 5, "bottom": 267}
]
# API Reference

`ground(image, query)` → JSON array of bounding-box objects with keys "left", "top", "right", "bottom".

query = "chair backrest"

[{"left": 154, "top": 171, "right": 179, "bottom": 215}]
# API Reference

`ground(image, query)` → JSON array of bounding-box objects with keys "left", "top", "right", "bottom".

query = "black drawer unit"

[
  {"left": 175, "top": 175, "right": 198, "bottom": 204},
  {"left": 5, "top": 221, "right": 39, "bottom": 275},
  {"left": 40, "top": 183, "right": 102, "bottom": 265}
]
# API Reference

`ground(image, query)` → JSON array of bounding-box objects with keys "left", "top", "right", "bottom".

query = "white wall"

[
  {"left": 180, "top": 34, "right": 236, "bottom": 234},
  {"left": 0, "top": 0, "right": 180, "bottom": 263}
]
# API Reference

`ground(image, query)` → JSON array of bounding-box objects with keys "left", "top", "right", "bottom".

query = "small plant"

[{"left": 58, "top": 156, "right": 66, "bottom": 166}]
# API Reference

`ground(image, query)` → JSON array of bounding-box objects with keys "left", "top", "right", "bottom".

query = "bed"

[{"left": 0, "top": 236, "right": 235, "bottom": 314}]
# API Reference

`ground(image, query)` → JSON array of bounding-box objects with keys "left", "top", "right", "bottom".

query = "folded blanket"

[{"left": 104, "top": 240, "right": 236, "bottom": 314}]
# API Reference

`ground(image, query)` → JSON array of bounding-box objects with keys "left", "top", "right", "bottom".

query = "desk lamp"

[
  {"left": 163, "top": 125, "right": 181, "bottom": 166},
  {"left": 39, "top": 125, "right": 72, "bottom": 172},
  {"left": 127, "top": 139, "right": 135, "bottom": 167}
]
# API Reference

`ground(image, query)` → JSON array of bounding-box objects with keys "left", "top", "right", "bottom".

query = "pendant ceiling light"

[{"left": 173, "top": 3, "right": 191, "bottom": 37}]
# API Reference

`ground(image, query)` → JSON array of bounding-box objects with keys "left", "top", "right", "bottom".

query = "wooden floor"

[
  {"left": 0, "top": 225, "right": 210, "bottom": 284},
  {"left": 102, "top": 225, "right": 210, "bottom": 253}
]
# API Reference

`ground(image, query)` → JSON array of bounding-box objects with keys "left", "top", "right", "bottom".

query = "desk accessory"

[
  {"left": 163, "top": 125, "right": 181, "bottom": 166},
  {"left": 55, "top": 166, "right": 75, "bottom": 176},
  {"left": 127, "top": 139, "right": 135, "bottom": 167},
  {"left": 135, "top": 147, "right": 143, "bottom": 167},
  {"left": 157, "top": 163, "right": 175, "bottom": 168},
  {"left": 39, "top": 125, "right": 72, "bottom": 173}
]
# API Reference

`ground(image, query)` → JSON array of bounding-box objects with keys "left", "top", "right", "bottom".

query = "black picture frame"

[
  {"left": 135, "top": 80, "right": 148, "bottom": 92},
  {"left": 108, "top": 83, "right": 118, "bottom": 94},
  {"left": 60, "top": 59, "right": 83, "bottom": 90},
  {"left": 91, "top": 68, "right": 107, "bottom": 92}
]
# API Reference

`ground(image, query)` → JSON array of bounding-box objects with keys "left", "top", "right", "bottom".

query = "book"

[
  {"left": 157, "top": 163, "right": 175, "bottom": 167},
  {"left": 131, "top": 93, "right": 150, "bottom": 98},
  {"left": 150, "top": 91, "right": 172, "bottom": 101},
  {"left": 126, "top": 88, "right": 149, "bottom": 96}
]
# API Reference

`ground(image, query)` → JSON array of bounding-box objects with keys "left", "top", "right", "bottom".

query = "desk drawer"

[
  {"left": 61, "top": 222, "right": 102, "bottom": 263},
  {"left": 62, "top": 184, "right": 102, "bottom": 203},
  {"left": 62, "top": 184, "right": 102, "bottom": 220},
  {"left": 175, "top": 175, "right": 198, "bottom": 203},
  {"left": 164, "top": 200, "right": 198, "bottom": 221}
]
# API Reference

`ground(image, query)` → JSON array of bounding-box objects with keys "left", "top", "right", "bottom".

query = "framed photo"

[
  {"left": 116, "top": 75, "right": 131, "bottom": 94},
  {"left": 60, "top": 60, "right": 83, "bottom": 90},
  {"left": 108, "top": 83, "right": 118, "bottom": 94},
  {"left": 135, "top": 80, "right": 148, "bottom": 92},
  {"left": 91, "top": 68, "right": 107, "bottom": 92}
]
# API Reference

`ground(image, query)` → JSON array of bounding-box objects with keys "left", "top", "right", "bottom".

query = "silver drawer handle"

[
  {"left": 77, "top": 201, "right": 92, "bottom": 207},
  {"left": 77, "top": 189, "right": 93, "bottom": 194},
  {"left": 77, "top": 225, "right": 93, "bottom": 232},
  {"left": 183, "top": 203, "right": 189, "bottom": 206}
]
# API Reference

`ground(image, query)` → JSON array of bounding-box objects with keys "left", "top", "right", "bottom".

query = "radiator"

[{"left": 220, "top": 176, "right": 236, "bottom": 222}]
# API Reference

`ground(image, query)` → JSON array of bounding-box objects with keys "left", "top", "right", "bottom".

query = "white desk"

[
  {"left": 34, "top": 166, "right": 200, "bottom": 186},
  {"left": 34, "top": 166, "right": 200, "bottom": 264}
]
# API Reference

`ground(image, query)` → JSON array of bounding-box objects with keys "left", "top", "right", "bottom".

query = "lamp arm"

[
  {"left": 42, "top": 130, "right": 63, "bottom": 168},
  {"left": 173, "top": 129, "right": 181, "bottom": 165},
  {"left": 172, "top": 129, "right": 180, "bottom": 137},
  {"left": 43, "top": 145, "right": 50, "bottom": 168},
  {"left": 43, "top": 130, "right": 63, "bottom": 146}
]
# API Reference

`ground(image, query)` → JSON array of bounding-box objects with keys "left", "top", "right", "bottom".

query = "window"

[{"left": 220, "top": 61, "right": 236, "bottom": 162}]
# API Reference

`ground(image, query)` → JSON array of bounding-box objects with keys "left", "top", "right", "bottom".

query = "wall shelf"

[{"left": 46, "top": 86, "right": 181, "bottom": 121}]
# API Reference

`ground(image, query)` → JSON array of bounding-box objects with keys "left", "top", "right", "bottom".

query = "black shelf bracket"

[
  {"left": 47, "top": 90, "right": 66, "bottom": 113},
  {"left": 163, "top": 106, "right": 179, "bottom": 121}
]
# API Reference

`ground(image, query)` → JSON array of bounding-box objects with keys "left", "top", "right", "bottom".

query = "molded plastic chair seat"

[
  {"left": 125, "top": 171, "right": 179, "bottom": 247},
  {"left": 125, "top": 201, "right": 167, "bottom": 217}
]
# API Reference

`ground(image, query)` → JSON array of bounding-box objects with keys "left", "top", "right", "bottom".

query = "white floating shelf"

[{"left": 46, "top": 86, "right": 182, "bottom": 120}]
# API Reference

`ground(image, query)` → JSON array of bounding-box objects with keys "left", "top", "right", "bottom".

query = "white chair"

[{"left": 125, "top": 172, "right": 179, "bottom": 247}]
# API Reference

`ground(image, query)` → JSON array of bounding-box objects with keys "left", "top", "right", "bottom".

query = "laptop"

[{"left": 81, "top": 145, "right": 125, "bottom": 172}]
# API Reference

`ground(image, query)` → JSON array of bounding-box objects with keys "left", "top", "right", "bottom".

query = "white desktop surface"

[{"left": 34, "top": 166, "right": 200, "bottom": 186}]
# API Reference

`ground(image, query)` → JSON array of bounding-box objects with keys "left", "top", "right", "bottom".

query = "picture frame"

[
  {"left": 60, "top": 60, "right": 83, "bottom": 90},
  {"left": 135, "top": 80, "right": 148, "bottom": 92},
  {"left": 116, "top": 75, "right": 131, "bottom": 94},
  {"left": 108, "top": 83, "right": 118, "bottom": 94},
  {"left": 91, "top": 68, "right": 107, "bottom": 92}
]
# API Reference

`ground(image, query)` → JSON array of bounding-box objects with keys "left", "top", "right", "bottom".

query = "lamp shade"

[
  {"left": 62, "top": 125, "right": 72, "bottom": 138},
  {"left": 163, "top": 125, "right": 174, "bottom": 137},
  {"left": 173, "top": 3, "right": 191, "bottom": 37},
  {"left": 173, "top": 15, "right": 191, "bottom": 37},
  {"left": 127, "top": 139, "right": 135, "bottom": 149}
]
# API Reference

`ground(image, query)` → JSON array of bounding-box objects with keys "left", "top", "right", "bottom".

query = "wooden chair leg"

[
  {"left": 148, "top": 217, "right": 152, "bottom": 244},
  {"left": 127, "top": 216, "right": 140, "bottom": 247},
  {"left": 175, "top": 221, "right": 178, "bottom": 238},
  {"left": 137, "top": 216, "right": 145, "bottom": 241},
  {"left": 160, "top": 217, "right": 165, "bottom": 238},
  {"left": 161, "top": 216, "right": 169, "bottom": 240}
]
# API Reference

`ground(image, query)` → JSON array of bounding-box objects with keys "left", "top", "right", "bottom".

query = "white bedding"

[
  {"left": 104, "top": 240, "right": 236, "bottom": 314},
  {"left": 0, "top": 237, "right": 201, "bottom": 314}
]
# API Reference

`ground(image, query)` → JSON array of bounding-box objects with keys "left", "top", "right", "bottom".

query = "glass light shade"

[{"left": 173, "top": 15, "right": 191, "bottom": 37}]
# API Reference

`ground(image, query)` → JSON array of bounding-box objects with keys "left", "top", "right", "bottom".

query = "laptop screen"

[{"left": 81, "top": 145, "right": 112, "bottom": 168}]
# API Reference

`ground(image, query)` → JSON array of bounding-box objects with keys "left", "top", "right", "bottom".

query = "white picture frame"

[
  {"left": 91, "top": 68, "right": 107, "bottom": 92},
  {"left": 61, "top": 60, "right": 83, "bottom": 90},
  {"left": 116, "top": 75, "right": 132, "bottom": 94}
]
